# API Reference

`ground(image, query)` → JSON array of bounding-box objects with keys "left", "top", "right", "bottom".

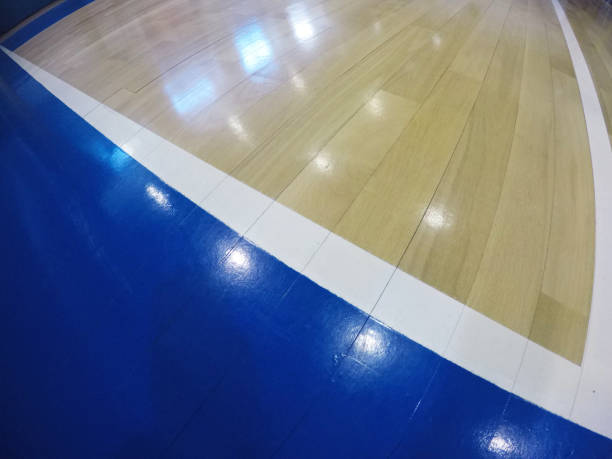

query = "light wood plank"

[
  {"left": 332, "top": 0, "right": 506, "bottom": 265},
  {"left": 466, "top": 0, "right": 555, "bottom": 336},
  {"left": 102, "top": 0, "right": 374, "bottom": 127},
  {"left": 278, "top": 90, "right": 419, "bottom": 228},
  {"left": 529, "top": 20, "right": 595, "bottom": 365},
  {"left": 334, "top": 70, "right": 482, "bottom": 265},
  {"left": 399, "top": 0, "right": 526, "bottom": 303},
  {"left": 383, "top": 0, "right": 493, "bottom": 104},
  {"left": 231, "top": 24, "right": 434, "bottom": 197},
  {"left": 157, "top": 0, "right": 438, "bottom": 170}
]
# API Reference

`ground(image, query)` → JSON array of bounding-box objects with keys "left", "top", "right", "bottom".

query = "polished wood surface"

[
  {"left": 562, "top": 0, "right": 612, "bottom": 145},
  {"left": 17, "top": 0, "right": 597, "bottom": 363},
  {"left": 400, "top": 0, "right": 527, "bottom": 309}
]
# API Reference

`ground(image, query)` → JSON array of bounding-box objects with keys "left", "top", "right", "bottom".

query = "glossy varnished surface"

[
  {"left": 561, "top": 0, "right": 612, "bottom": 144},
  {"left": 2, "top": 48, "right": 611, "bottom": 458},
  {"left": 14, "top": 0, "right": 596, "bottom": 363}
]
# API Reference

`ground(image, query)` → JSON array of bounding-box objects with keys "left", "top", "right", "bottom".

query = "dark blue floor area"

[
  {"left": 1, "top": 0, "right": 94, "bottom": 51},
  {"left": 0, "top": 51, "right": 611, "bottom": 458}
]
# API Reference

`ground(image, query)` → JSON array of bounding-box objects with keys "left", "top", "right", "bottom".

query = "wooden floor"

[
  {"left": 563, "top": 0, "right": 612, "bottom": 145},
  {"left": 16, "top": 0, "right": 599, "bottom": 364}
]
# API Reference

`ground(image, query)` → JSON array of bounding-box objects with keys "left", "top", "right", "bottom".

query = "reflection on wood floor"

[{"left": 17, "top": 0, "right": 598, "bottom": 364}]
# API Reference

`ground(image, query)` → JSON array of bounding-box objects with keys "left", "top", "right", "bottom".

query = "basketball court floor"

[{"left": 1, "top": 0, "right": 612, "bottom": 456}]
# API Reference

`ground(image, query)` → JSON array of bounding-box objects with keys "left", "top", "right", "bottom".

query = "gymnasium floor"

[{"left": 1, "top": 0, "right": 612, "bottom": 456}]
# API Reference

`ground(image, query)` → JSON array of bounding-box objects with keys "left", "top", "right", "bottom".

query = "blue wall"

[
  {"left": 0, "top": 0, "right": 55, "bottom": 35},
  {"left": 1, "top": 0, "right": 93, "bottom": 50}
]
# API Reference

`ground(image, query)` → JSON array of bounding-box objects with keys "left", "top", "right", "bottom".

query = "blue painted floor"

[{"left": 0, "top": 50, "right": 611, "bottom": 458}]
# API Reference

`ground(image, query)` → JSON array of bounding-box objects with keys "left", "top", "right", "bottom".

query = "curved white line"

[{"left": 552, "top": 0, "right": 612, "bottom": 439}]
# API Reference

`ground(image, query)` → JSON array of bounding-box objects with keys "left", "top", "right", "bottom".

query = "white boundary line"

[
  {"left": 552, "top": 0, "right": 612, "bottom": 439},
  {"left": 3, "top": 43, "right": 610, "bottom": 438}
]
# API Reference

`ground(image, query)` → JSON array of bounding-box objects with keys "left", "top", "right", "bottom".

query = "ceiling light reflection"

[
  {"left": 234, "top": 24, "right": 273, "bottom": 73},
  {"left": 228, "top": 115, "right": 249, "bottom": 142},
  {"left": 367, "top": 95, "right": 384, "bottom": 117},
  {"left": 291, "top": 74, "right": 306, "bottom": 91},
  {"left": 488, "top": 434, "right": 515, "bottom": 454},
  {"left": 227, "top": 248, "right": 251, "bottom": 270},
  {"left": 356, "top": 327, "right": 386, "bottom": 360},
  {"left": 314, "top": 155, "right": 332, "bottom": 172},
  {"left": 168, "top": 78, "right": 215, "bottom": 115},
  {"left": 424, "top": 205, "right": 453, "bottom": 230},
  {"left": 293, "top": 21, "right": 314, "bottom": 41},
  {"left": 288, "top": 6, "right": 315, "bottom": 42},
  {"left": 109, "top": 147, "right": 132, "bottom": 171},
  {"left": 433, "top": 33, "right": 442, "bottom": 48},
  {"left": 146, "top": 184, "right": 171, "bottom": 210}
]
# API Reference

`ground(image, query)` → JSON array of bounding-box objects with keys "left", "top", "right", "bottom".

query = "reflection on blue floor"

[
  {"left": 0, "top": 52, "right": 611, "bottom": 459},
  {"left": 1, "top": 0, "right": 94, "bottom": 51}
]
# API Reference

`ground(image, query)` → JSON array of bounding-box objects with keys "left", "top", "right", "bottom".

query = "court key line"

[{"left": 2, "top": 28, "right": 610, "bottom": 439}]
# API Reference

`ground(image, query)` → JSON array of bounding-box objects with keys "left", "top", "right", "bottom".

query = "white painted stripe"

[
  {"left": 304, "top": 233, "right": 396, "bottom": 314},
  {"left": 446, "top": 307, "right": 528, "bottom": 391},
  {"left": 513, "top": 341, "right": 582, "bottom": 419},
  {"left": 142, "top": 138, "right": 227, "bottom": 205},
  {"left": 2, "top": 48, "right": 100, "bottom": 117},
  {"left": 3, "top": 46, "right": 609, "bottom": 438},
  {"left": 372, "top": 269, "right": 464, "bottom": 356},
  {"left": 245, "top": 202, "right": 329, "bottom": 272},
  {"left": 552, "top": 0, "right": 612, "bottom": 439},
  {"left": 84, "top": 104, "right": 141, "bottom": 146},
  {"left": 121, "top": 128, "right": 164, "bottom": 163},
  {"left": 203, "top": 176, "right": 273, "bottom": 236}
]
